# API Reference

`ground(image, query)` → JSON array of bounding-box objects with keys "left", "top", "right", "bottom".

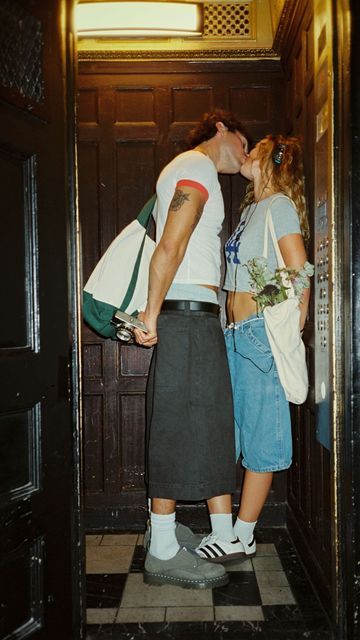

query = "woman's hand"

[{"left": 278, "top": 233, "right": 310, "bottom": 331}]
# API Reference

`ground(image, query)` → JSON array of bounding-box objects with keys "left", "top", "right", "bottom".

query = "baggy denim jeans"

[{"left": 224, "top": 314, "right": 292, "bottom": 472}]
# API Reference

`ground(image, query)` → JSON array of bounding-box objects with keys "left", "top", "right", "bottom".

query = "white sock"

[
  {"left": 149, "top": 511, "right": 180, "bottom": 560},
  {"left": 234, "top": 517, "right": 257, "bottom": 543},
  {"left": 210, "top": 513, "right": 235, "bottom": 542}
]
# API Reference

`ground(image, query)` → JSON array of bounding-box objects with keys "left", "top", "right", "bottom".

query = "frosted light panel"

[{"left": 76, "top": 2, "right": 201, "bottom": 37}]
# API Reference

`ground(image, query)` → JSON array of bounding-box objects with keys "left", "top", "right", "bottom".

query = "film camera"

[{"left": 111, "top": 310, "right": 148, "bottom": 342}]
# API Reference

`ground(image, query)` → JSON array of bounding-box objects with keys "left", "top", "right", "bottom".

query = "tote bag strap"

[
  {"left": 263, "top": 194, "right": 296, "bottom": 298},
  {"left": 263, "top": 209, "right": 286, "bottom": 268},
  {"left": 119, "top": 194, "right": 157, "bottom": 312},
  {"left": 137, "top": 193, "right": 157, "bottom": 231},
  {"left": 263, "top": 194, "right": 294, "bottom": 267}
]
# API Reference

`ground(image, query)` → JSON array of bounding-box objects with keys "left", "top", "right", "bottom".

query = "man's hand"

[{"left": 134, "top": 311, "right": 158, "bottom": 347}]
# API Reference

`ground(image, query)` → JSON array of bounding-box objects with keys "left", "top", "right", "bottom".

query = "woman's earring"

[{"left": 272, "top": 143, "right": 286, "bottom": 165}]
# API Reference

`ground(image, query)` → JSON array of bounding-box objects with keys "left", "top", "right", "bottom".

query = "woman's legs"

[
  {"left": 234, "top": 470, "right": 273, "bottom": 544},
  {"left": 238, "top": 470, "right": 273, "bottom": 522}
]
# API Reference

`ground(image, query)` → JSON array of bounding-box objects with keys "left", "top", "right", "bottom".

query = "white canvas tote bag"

[{"left": 262, "top": 200, "right": 309, "bottom": 404}]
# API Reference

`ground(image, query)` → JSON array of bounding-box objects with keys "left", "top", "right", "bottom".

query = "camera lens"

[{"left": 116, "top": 327, "right": 132, "bottom": 342}]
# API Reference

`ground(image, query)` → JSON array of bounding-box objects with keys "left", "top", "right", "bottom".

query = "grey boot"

[{"left": 144, "top": 547, "right": 229, "bottom": 589}]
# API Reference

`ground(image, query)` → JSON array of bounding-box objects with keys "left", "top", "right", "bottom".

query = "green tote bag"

[{"left": 83, "top": 194, "right": 156, "bottom": 338}]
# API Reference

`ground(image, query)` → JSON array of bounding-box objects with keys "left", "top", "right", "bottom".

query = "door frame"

[
  {"left": 66, "top": 1, "right": 86, "bottom": 637},
  {"left": 334, "top": 1, "right": 360, "bottom": 638}
]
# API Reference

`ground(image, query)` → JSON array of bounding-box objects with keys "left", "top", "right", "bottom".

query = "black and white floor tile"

[{"left": 85, "top": 528, "right": 332, "bottom": 639}]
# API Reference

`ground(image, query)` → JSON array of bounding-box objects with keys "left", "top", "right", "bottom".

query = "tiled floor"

[{"left": 86, "top": 528, "right": 332, "bottom": 639}]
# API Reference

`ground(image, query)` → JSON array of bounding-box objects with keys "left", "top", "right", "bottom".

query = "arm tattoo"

[
  {"left": 169, "top": 189, "right": 190, "bottom": 212},
  {"left": 191, "top": 202, "right": 205, "bottom": 231}
]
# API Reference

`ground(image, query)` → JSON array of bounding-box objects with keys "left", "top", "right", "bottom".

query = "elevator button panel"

[
  {"left": 315, "top": 216, "right": 329, "bottom": 353},
  {"left": 314, "top": 200, "right": 330, "bottom": 449}
]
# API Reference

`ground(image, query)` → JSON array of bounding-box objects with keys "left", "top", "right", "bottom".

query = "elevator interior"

[
  {"left": 0, "top": 0, "right": 357, "bottom": 639},
  {"left": 77, "top": 0, "right": 357, "bottom": 638}
]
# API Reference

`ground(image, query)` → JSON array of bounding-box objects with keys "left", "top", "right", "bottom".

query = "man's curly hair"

[{"left": 185, "top": 109, "right": 248, "bottom": 149}]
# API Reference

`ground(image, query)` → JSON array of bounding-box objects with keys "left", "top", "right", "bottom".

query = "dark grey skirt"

[{"left": 146, "top": 308, "right": 236, "bottom": 501}]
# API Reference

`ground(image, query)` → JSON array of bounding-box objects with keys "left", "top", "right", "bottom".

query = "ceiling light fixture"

[{"left": 76, "top": 2, "right": 202, "bottom": 38}]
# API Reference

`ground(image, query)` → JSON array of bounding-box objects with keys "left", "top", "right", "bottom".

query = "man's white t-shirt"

[{"left": 154, "top": 150, "right": 224, "bottom": 287}]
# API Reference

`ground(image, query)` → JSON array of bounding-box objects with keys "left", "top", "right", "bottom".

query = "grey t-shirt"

[{"left": 223, "top": 193, "right": 301, "bottom": 292}]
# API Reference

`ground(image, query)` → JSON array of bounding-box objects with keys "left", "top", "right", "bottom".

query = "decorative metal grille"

[
  {"left": 0, "top": 0, "right": 44, "bottom": 103},
  {"left": 203, "top": 2, "right": 253, "bottom": 39}
]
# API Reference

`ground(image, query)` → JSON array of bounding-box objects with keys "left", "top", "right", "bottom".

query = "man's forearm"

[{"left": 145, "top": 243, "right": 185, "bottom": 318}]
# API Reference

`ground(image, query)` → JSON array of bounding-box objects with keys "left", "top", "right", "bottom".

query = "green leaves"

[{"left": 246, "top": 258, "right": 314, "bottom": 312}]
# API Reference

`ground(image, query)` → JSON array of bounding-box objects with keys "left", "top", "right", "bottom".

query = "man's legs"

[
  {"left": 152, "top": 498, "right": 176, "bottom": 514},
  {"left": 144, "top": 308, "right": 236, "bottom": 580},
  {"left": 144, "top": 496, "right": 229, "bottom": 589},
  {"left": 207, "top": 494, "right": 235, "bottom": 542},
  {"left": 149, "top": 498, "right": 180, "bottom": 560},
  {"left": 148, "top": 495, "right": 236, "bottom": 552}
]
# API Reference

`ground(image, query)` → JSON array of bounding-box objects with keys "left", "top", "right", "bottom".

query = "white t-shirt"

[{"left": 154, "top": 150, "right": 224, "bottom": 287}]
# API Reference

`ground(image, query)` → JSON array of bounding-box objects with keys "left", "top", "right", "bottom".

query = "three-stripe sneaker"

[{"left": 195, "top": 533, "right": 256, "bottom": 563}]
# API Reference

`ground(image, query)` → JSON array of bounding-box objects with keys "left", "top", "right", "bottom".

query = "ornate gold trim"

[
  {"left": 272, "top": 0, "right": 297, "bottom": 53},
  {"left": 78, "top": 47, "right": 278, "bottom": 61}
]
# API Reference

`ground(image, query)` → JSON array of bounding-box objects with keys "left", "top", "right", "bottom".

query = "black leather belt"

[{"left": 161, "top": 300, "right": 219, "bottom": 315}]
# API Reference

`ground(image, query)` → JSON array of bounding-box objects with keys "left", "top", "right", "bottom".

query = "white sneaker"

[
  {"left": 239, "top": 535, "right": 256, "bottom": 556},
  {"left": 195, "top": 533, "right": 256, "bottom": 563}
]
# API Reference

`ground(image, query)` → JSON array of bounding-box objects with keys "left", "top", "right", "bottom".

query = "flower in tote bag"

[
  {"left": 246, "top": 257, "right": 314, "bottom": 313},
  {"left": 246, "top": 256, "right": 314, "bottom": 404}
]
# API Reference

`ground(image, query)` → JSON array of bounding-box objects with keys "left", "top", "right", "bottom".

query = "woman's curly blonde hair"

[{"left": 239, "top": 134, "right": 310, "bottom": 242}]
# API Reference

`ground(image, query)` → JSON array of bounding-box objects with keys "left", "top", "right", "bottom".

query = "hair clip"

[{"left": 272, "top": 143, "right": 286, "bottom": 166}]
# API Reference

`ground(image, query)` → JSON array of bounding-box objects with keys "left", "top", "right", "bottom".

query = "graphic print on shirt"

[{"left": 225, "top": 216, "right": 247, "bottom": 265}]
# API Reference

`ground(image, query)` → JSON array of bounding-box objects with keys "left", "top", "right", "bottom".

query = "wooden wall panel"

[
  {"left": 172, "top": 86, "right": 214, "bottom": 121},
  {"left": 83, "top": 395, "right": 105, "bottom": 493},
  {"left": 119, "top": 394, "right": 146, "bottom": 491},
  {"left": 115, "top": 142, "right": 157, "bottom": 228},
  {"left": 115, "top": 87, "right": 156, "bottom": 123},
  {"left": 78, "top": 61, "right": 285, "bottom": 530},
  {"left": 78, "top": 143, "right": 101, "bottom": 282}
]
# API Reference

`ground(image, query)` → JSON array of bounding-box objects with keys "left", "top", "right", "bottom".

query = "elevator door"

[
  {"left": 0, "top": 1, "right": 78, "bottom": 638},
  {"left": 78, "top": 60, "right": 285, "bottom": 529}
]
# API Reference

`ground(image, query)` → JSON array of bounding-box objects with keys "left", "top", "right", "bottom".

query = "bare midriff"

[{"left": 226, "top": 291, "right": 257, "bottom": 323}]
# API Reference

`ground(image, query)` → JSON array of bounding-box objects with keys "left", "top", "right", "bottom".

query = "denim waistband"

[{"left": 225, "top": 312, "right": 264, "bottom": 331}]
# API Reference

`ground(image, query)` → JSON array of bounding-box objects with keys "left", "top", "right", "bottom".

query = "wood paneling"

[{"left": 78, "top": 60, "right": 285, "bottom": 530}]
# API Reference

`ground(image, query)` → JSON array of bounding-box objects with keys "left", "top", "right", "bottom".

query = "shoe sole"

[
  {"left": 199, "top": 551, "right": 256, "bottom": 564},
  {"left": 143, "top": 571, "right": 229, "bottom": 589}
]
